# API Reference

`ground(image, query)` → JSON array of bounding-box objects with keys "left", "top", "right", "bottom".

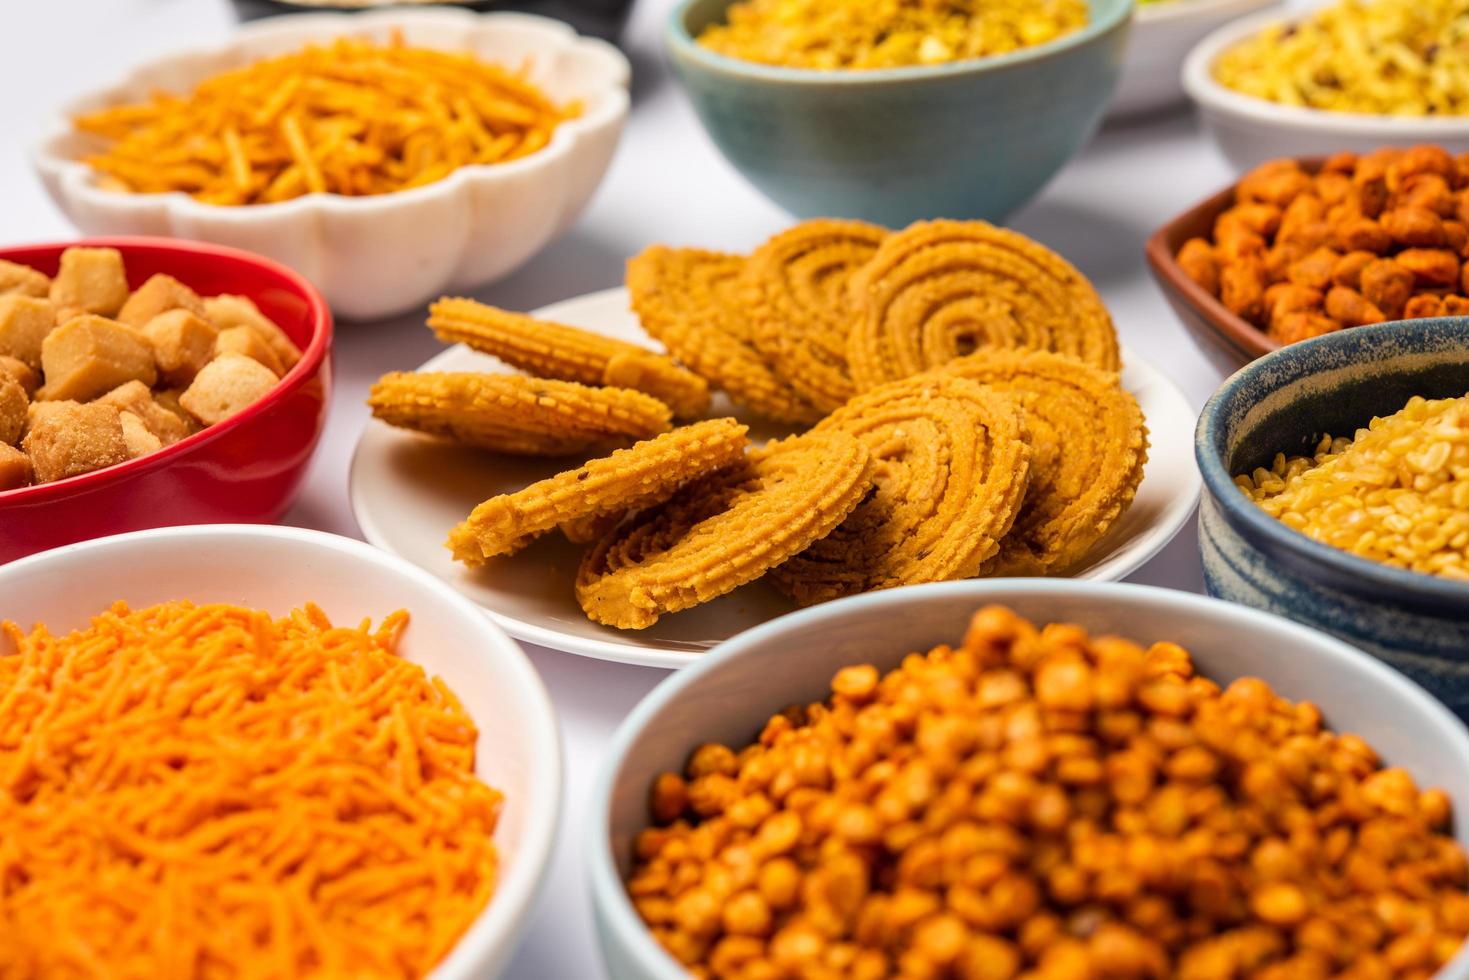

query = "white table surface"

[{"left": 3, "top": 1, "right": 1293, "bottom": 975}]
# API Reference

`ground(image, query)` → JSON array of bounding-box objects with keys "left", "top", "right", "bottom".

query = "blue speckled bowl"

[
  {"left": 665, "top": 0, "right": 1133, "bottom": 226},
  {"left": 1196, "top": 318, "right": 1469, "bottom": 715}
]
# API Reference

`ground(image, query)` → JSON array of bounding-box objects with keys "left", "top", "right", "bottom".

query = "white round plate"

[{"left": 350, "top": 287, "right": 1202, "bottom": 669}]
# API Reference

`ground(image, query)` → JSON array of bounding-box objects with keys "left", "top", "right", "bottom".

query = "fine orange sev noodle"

[
  {"left": 0, "top": 600, "right": 502, "bottom": 979},
  {"left": 73, "top": 36, "right": 578, "bottom": 205}
]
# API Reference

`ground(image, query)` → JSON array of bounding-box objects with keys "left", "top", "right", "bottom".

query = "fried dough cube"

[
  {"left": 118, "top": 411, "right": 163, "bottom": 458},
  {"left": 0, "top": 442, "right": 32, "bottom": 490},
  {"left": 0, "top": 260, "right": 49, "bottom": 299},
  {"left": 0, "top": 295, "right": 57, "bottom": 369},
  {"left": 152, "top": 388, "right": 198, "bottom": 434},
  {"left": 39, "top": 315, "right": 157, "bottom": 402},
  {"left": 117, "top": 273, "right": 204, "bottom": 329},
  {"left": 0, "top": 375, "right": 26, "bottom": 446},
  {"left": 0, "top": 355, "right": 38, "bottom": 397},
  {"left": 49, "top": 247, "right": 129, "bottom": 318},
  {"left": 179, "top": 353, "right": 277, "bottom": 426},
  {"left": 213, "top": 325, "right": 284, "bottom": 376},
  {"left": 97, "top": 380, "right": 190, "bottom": 446},
  {"left": 141, "top": 309, "right": 217, "bottom": 387},
  {"left": 201, "top": 295, "right": 301, "bottom": 369},
  {"left": 21, "top": 401, "right": 130, "bottom": 483}
]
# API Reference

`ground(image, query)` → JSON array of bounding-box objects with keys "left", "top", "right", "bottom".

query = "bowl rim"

[
  {"left": 1194, "top": 317, "right": 1469, "bottom": 604},
  {"left": 0, "top": 236, "right": 333, "bottom": 506},
  {"left": 0, "top": 522, "right": 564, "bottom": 979},
  {"left": 587, "top": 578, "right": 1469, "bottom": 978},
  {"left": 663, "top": 0, "right": 1134, "bottom": 86},
  {"left": 1134, "top": 0, "right": 1277, "bottom": 27},
  {"left": 1183, "top": 6, "right": 1469, "bottom": 133}
]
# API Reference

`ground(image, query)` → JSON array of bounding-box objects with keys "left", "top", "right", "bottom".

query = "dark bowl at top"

[
  {"left": 1195, "top": 317, "right": 1469, "bottom": 715},
  {"left": 228, "top": 0, "right": 634, "bottom": 42}
]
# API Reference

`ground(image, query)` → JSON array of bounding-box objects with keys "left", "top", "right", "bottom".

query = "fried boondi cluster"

[
  {"left": 1177, "top": 147, "right": 1469, "bottom": 345},
  {"left": 0, "top": 248, "right": 298, "bottom": 490},
  {"left": 628, "top": 605, "right": 1469, "bottom": 979},
  {"left": 74, "top": 36, "right": 576, "bottom": 205},
  {"left": 1237, "top": 393, "right": 1469, "bottom": 580},
  {"left": 0, "top": 600, "right": 501, "bottom": 979},
  {"left": 1214, "top": 0, "right": 1469, "bottom": 117},
  {"left": 370, "top": 219, "right": 1146, "bottom": 631},
  {"left": 696, "top": 0, "right": 1088, "bottom": 70}
]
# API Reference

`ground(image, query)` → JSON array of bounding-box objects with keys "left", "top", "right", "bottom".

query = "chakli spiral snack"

[
  {"left": 745, "top": 219, "right": 888, "bottom": 412},
  {"left": 847, "top": 219, "right": 1120, "bottom": 391},
  {"left": 576, "top": 431, "right": 874, "bottom": 629},
  {"left": 946, "top": 350, "right": 1149, "bottom": 575},
  {"left": 628, "top": 246, "right": 822, "bottom": 425},
  {"left": 446, "top": 418, "right": 749, "bottom": 564},
  {"left": 367, "top": 372, "right": 672, "bottom": 457},
  {"left": 769, "top": 374, "right": 1032, "bottom": 605},
  {"left": 427, "top": 297, "right": 710, "bottom": 419}
]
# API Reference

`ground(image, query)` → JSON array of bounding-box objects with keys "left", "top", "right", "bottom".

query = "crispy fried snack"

[
  {"left": 427, "top": 297, "right": 710, "bottom": 418},
  {"left": 628, "top": 246, "right": 822, "bottom": 425},
  {"left": 446, "top": 418, "right": 749, "bottom": 564},
  {"left": 945, "top": 350, "right": 1149, "bottom": 575},
  {"left": 576, "top": 430, "right": 873, "bottom": 629},
  {"left": 745, "top": 219, "right": 887, "bottom": 413},
  {"left": 367, "top": 372, "right": 672, "bottom": 457},
  {"left": 847, "top": 220, "right": 1120, "bottom": 390},
  {"left": 769, "top": 374, "right": 1031, "bottom": 605}
]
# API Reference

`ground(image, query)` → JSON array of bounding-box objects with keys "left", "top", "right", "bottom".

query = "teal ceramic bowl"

[{"left": 665, "top": 0, "right": 1134, "bottom": 226}]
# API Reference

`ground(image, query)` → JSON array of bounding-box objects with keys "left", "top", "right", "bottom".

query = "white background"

[{"left": 1, "top": 1, "right": 1303, "bottom": 975}]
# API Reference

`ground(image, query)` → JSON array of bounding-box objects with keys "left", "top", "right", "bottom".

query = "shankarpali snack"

[
  {"left": 847, "top": 219, "right": 1120, "bottom": 391},
  {"left": 74, "top": 36, "right": 577, "bottom": 205},
  {"left": 1236, "top": 393, "right": 1469, "bottom": 580},
  {"left": 697, "top": 0, "right": 1088, "bottom": 70},
  {"left": 446, "top": 418, "right": 750, "bottom": 564},
  {"left": 0, "top": 600, "right": 501, "bottom": 978},
  {"left": 368, "top": 371, "right": 673, "bottom": 457},
  {"left": 745, "top": 219, "right": 887, "bottom": 413},
  {"left": 1214, "top": 0, "right": 1469, "bottom": 117},
  {"left": 768, "top": 374, "right": 1032, "bottom": 605},
  {"left": 575, "top": 430, "right": 873, "bottom": 629},
  {"left": 945, "top": 350, "right": 1149, "bottom": 575},
  {"left": 628, "top": 604, "right": 1469, "bottom": 978}
]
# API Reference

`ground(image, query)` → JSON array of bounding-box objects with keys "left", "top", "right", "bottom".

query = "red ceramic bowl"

[{"left": 0, "top": 237, "right": 332, "bottom": 563}]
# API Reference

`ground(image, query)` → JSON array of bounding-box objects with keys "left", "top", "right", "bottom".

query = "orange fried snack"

[
  {"left": 628, "top": 246, "right": 822, "bottom": 425},
  {"left": 945, "top": 350, "right": 1148, "bottom": 575},
  {"left": 745, "top": 219, "right": 887, "bottom": 413},
  {"left": 575, "top": 430, "right": 873, "bottom": 629},
  {"left": 847, "top": 219, "right": 1119, "bottom": 391},
  {"left": 367, "top": 372, "right": 671, "bottom": 457},
  {"left": 769, "top": 374, "right": 1031, "bottom": 605},
  {"left": 447, "top": 418, "right": 749, "bottom": 565},
  {"left": 427, "top": 297, "right": 710, "bottom": 419}
]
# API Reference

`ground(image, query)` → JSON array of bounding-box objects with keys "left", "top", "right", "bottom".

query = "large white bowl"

[
  {"left": 588, "top": 580, "right": 1469, "bottom": 980},
  {"left": 1110, "top": 0, "right": 1279, "bottom": 118},
  {"left": 0, "top": 525, "right": 562, "bottom": 980},
  {"left": 1183, "top": 7, "right": 1469, "bottom": 171},
  {"left": 33, "top": 9, "right": 629, "bottom": 320}
]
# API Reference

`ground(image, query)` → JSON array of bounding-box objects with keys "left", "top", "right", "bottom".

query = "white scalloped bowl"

[{"left": 33, "top": 9, "right": 630, "bottom": 321}]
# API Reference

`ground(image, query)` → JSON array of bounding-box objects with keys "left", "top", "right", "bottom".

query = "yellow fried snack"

[
  {"left": 576, "top": 430, "right": 873, "bottom": 629},
  {"left": 769, "top": 374, "right": 1031, "bottom": 605},
  {"left": 847, "top": 219, "right": 1119, "bottom": 391},
  {"left": 945, "top": 350, "right": 1148, "bottom": 575},
  {"left": 367, "top": 372, "right": 671, "bottom": 457},
  {"left": 628, "top": 246, "right": 822, "bottom": 425},
  {"left": 745, "top": 219, "right": 887, "bottom": 413},
  {"left": 447, "top": 418, "right": 750, "bottom": 564},
  {"left": 427, "top": 298, "right": 710, "bottom": 419}
]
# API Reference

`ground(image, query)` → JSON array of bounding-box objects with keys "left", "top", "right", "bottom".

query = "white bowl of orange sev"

[
  {"left": 32, "top": 9, "right": 629, "bottom": 321},
  {"left": 0, "top": 524, "right": 561, "bottom": 979}
]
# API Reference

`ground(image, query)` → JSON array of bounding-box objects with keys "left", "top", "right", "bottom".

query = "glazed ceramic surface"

[
  {"left": 588, "top": 579, "right": 1469, "bottom": 980},
  {"left": 664, "top": 0, "right": 1132, "bottom": 225},
  {"left": 1196, "top": 318, "right": 1469, "bottom": 714},
  {"left": 0, "top": 525, "right": 561, "bottom": 979},
  {"left": 349, "top": 286, "right": 1201, "bottom": 669},
  {"left": 1110, "top": 0, "right": 1278, "bottom": 118},
  {"left": 33, "top": 9, "right": 629, "bottom": 320}
]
